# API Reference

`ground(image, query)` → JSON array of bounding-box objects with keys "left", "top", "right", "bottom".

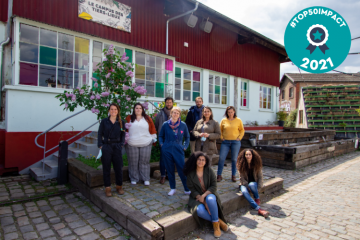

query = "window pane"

[
  {"left": 20, "top": 42, "right": 38, "bottom": 63},
  {"left": 175, "top": 78, "right": 181, "bottom": 89},
  {"left": 146, "top": 81, "right": 155, "bottom": 97},
  {"left": 155, "top": 69, "right": 164, "bottom": 82},
  {"left": 75, "top": 37, "right": 89, "bottom": 54},
  {"left": 209, "top": 75, "right": 213, "bottom": 84},
  {"left": 175, "top": 67, "right": 181, "bottom": 78},
  {"left": 136, "top": 52, "right": 146, "bottom": 65},
  {"left": 165, "top": 84, "right": 173, "bottom": 98},
  {"left": 58, "top": 68, "right": 73, "bottom": 89},
  {"left": 193, "top": 71, "right": 200, "bottom": 81},
  {"left": 222, "top": 78, "right": 227, "bottom": 86},
  {"left": 243, "top": 82, "right": 247, "bottom": 91},
  {"left": 259, "top": 92, "right": 263, "bottom": 108},
  {"left": 146, "top": 55, "right": 155, "bottom": 68},
  {"left": 39, "top": 46, "right": 56, "bottom": 66},
  {"left": 263, "top": 87, "right": 266, "bottom": 95},
  {"left": 183, "top": 80, "right": 191, "bottom": 90},
  {"left": 40, "top": 29, "right": 57, "bottom": 48},
  {"left": 209, "top": 84, "right": 213, "bottom": 93},
  {"left": 268, "top": 88, "right": 272, "bottom": 97},
  {"left": 115, "top": 46, "right": 125, "bottom": 56},
  {"left": 125, "top": 49, "right": 133, "bottom": 63},
  {"left": 222, "top": 86, "right": 226, "bottom": 95},
  {"left": 135, "top": 79, "right": 145, "bottom": 87},
  {"left": 183, "top": 69, "right": 191, "bottom": 80},
  {"left": 215, "top": 76, "right": 220, "bottom": 85},
  {"left": 165, "top": 72, "right": 173, "bottom": 84},
  {"left": 155, "top": 82, "right": 164, "bottom": 98},
  {"left": 58, "top": 50, "right": 73, "bottom": 68},
  {"left": 165, "top": 59, "right": 173, "bottom": 71},
  {"left": 135, "top": 65, "right": 145, "bottom": 79},
  {"left": 267, "top": 101, "right": 271, "bottom": 109},
  {"left": 183, "top": 90, "right": 191, "bottom": 101},
  {"left": 146, "top": 67, "right": 155, "bottom": 81},
  {"left": 92, "top": 56, "right": 101, "bottom": 71},
  {"left": 193, "top": 92, "right": 200, "bottom": 100},
  {"left": 74, "top": 71, "right": 88, "bottom": 88},
  {"left": 20, "top": 24, "right": 39, "bottom": 44},
  {"left": 156, "top": 56, "right": 164, "bottom": 69},
  {"left": 20, "top": 62, "right": 38, "bottom": 86},
  {"left": 58, "top": 33, "right": 74, "bottom": 51},
  {"left": 93, "top": 41, "right": 103, "bottom": 57},
  {"left": 243, "top": 99, "right": 247, "bottom": 107},
  {"left": 222, "top": 96, "right": 227, "bottom": 104},
  {"left": 39, "top": 65, "right": 56, "bottom": 88},
  {"left": 175, "top": 89, "right": 181, "bottom": 100},
  {"left": 209, "top": 93, "right": 213, "bottom": 103},
  {"left": 215, "top": 85, "right": 220, "bottom": 94},
  {"left": 215, "top": 94, "right": 220, "bottom": 104},
  {"left": 193, "top": 81, "right": 200, "bottom": 92}
]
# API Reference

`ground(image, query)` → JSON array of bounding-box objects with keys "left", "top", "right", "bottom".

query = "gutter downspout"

[
  {"left": 166, "top": 1, "right": 199, "bottom": 55},
  {"left": 0, "top": 0, "right": 13, "bottom": 120}
]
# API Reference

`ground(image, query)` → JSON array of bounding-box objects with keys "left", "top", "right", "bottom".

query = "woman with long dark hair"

[
  {"left": 125, "top": 103, "right": 157, "bottom": 185},
  {"left": 98, "top": 103, "right": 126, "bottom": 197},
  {"left": 184, "top": 152, "right": 228, "bottom": 238},
  {"left": 237, "top": 149, "right": 269, "bottom": 218},
  {"left": 217, "top": 106, "right": 245, "bottom": 182}
]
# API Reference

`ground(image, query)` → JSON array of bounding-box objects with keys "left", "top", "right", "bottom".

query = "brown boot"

[
  {"left": 217, "top": 175, "right": 222, "bottom": 182},
  {"left": 105, "top": 187, "right": 112, "bottom": 197},
  {"left": 258, "top": 208, "right": 269, "bottom": 218},
  {"left": 159, "top": 177, "right": 165, "bottom": 184},
  {"left": 255, "top": 198, "right": 261, "bottom": 206},
  {"left": 116, "top": 185, "right": 124, "bottom": 195},
  {"left": 219, "top": 219, "right": 228, "bottom": 232},
  {"left": 231, "top": 175, "right": 237, "bottom": 182},
  {"left": 212, "top": 221, "right": 221, "bottom": 238}
]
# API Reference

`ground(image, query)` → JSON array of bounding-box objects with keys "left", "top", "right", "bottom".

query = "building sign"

[
  {"left": 280, "top": 102, "right": 291, "bottom": 112},
  {"left": 78, "top": 0, "right": 131, "bottom": 32}
]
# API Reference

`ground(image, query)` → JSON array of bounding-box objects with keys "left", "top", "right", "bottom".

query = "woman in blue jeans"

[
  {"left": 237, "top": 149, "right": 269, "bottom": 218},
  {"left": 184, "top": 152, "right": 228, "bottom": 238},
  {"left": 217, "top": 106, "right": 245, "bottom": 182}
]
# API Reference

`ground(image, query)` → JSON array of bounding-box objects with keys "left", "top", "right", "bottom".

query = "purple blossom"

[
  {"left": 80, "top": 89, "right": 85, "bottom": 95},
  {"left": 117, "top": 62, "right": 121, "bottom": 68},
  {"left": 65, "top": 93, "right": 70, "bottom": 98},
  {"left": 94, "top": 83, "right": 98, "bottom": 88},
  {"left": 103, "top": 57, "right": 108, "bottom": 61},
  {"left": 96, "top": 94, "right": 101, "bottom": 100},
  {"left": 95, "top": 109, "right": 100, "bottom": 114},
  {"left": 91, "top": 107, "right": 96, "bottom": 113},
  {"left": 122, "top": 85, "right": 130, "bottom": 90},
  {"left": 121, "top": 52, "right": 129, "bottom": 62},
  {"left": 65, "top": 103, "right": 68, "bottom": 109},
  {"left": 126, "top": 71, "right": 134, "bottom": 78},
  {"left": 105, "top": 104, "right": 110, "bottom": 107},
  {"left": 125, "top": 106, "right": 129, "bottom": 109},
  {"left": 117, "top": 99, "right": 121, "bottom": 103},
  {"left": 90, "top": 95, "right": 95, "bottom": 100},
  {"left": 106, "top": 73, "right": 111, "bottom": 79},
  {"left": 101, "top": 92, "right": 110, "bottom": 97},
  {"left": 125, "top": 123, "right": 132, "bottom": 129},
  {"left": 91, "top": 77, "right": 98, "bottom": 82},
  {"left": 71, "top": 95, "right": 76, "bottom": 102},
  {"left": 111, "top": 68, "right": 115, "bottom": 72},
  {"left": 126, "top": 97, "right": 131, "bottom": 101},
  {"left": 76, "top": 87, "right": 80, "bottom": 90},
  {"left": 132, "top": 82, "right": 136, "bottom": 87}
]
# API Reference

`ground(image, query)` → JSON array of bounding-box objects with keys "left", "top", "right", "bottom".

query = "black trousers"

[{"left": 102, "top": 143, "right": 123, "bottom": 187}]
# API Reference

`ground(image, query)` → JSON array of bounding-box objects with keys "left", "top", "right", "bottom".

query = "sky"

[{"left": 198, "top": 0, "right": 360, "bottom": 81}]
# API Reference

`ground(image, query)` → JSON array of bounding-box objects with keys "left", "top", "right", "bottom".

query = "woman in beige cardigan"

[{"left": 193, "top": 107, "right": 221, "bottom": 165}]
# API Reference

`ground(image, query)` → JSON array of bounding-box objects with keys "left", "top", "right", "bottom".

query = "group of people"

[{"left": 97, "top": 97, "right": 269, "bottom": 238}]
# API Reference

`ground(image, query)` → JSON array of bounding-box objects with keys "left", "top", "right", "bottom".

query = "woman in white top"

[{"left": 125, "top": 103, "right": 157, "bottom": 185}]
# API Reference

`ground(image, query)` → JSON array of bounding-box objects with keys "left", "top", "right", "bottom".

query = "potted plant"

[{"left": 276, "top": 109, "right": 288, "bottom": 127}]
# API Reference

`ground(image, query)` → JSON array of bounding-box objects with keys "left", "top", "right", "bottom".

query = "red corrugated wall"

[{"left": 2, "top": 0, "right": 280, "bottom": 86}]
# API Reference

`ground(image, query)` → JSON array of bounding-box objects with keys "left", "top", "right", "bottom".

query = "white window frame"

[
  {"left": 208, "top": 72, "right": 228, "bottom": 105},
  {"left": 175, "top": 64, "right": 202, "bottom": 102},
  {"left": 259, "top": 85, "right": 272, "bottom": 110}
]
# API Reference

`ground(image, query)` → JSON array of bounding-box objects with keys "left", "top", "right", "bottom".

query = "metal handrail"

[{"left": 35, "top": 109, "right": 99, "bottom": 176}]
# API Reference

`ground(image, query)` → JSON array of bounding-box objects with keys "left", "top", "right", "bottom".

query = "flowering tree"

[{"left": 56, "top": 45, "right": 148, "bottom": 121}]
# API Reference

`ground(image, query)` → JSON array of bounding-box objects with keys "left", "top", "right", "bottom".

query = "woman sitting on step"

[
  {"left": 184, "top": 152, "right": 228, "bottom": 238},
  {"left": 237, "top": 149, "right": 269, "bottom": 218}
]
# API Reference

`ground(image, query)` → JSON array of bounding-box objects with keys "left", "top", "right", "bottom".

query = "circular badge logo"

[{"left": 284, "top": 7, "right": 351, "bottom": 73}]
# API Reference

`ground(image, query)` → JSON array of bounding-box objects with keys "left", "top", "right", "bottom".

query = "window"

[
  {"left": 240, "top": 81, "right": 248, "bottom": 107},
  {"left": 289, "top": 87, "right": 294, "bottom": 98},
  {"left": 19, "top": 24, "right": 90, "bottom": 89},
  {"left": 259, "top": 85, "right": 272, "bottom": 110},
  {"left": 299, "top": 110, "right": 303, "bottom": 124},
  {"left": 175, "top": 67, "right": 200, "bottom": 101},
  {"left": 281, "top": 90, "right": 285, "bottom": 100},
  {"left": 209, "top": 75, "right": 227, "bottom": 104},
  {"left": 135, "top": 52, "right": 173, "bottom": 98}
]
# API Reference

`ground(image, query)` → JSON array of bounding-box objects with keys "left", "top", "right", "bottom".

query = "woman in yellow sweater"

[{"left": 217, "top": 106, "right": 245, "bottom": 182}]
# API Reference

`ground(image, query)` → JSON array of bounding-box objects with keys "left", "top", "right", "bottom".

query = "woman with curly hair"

[
  {"left": 184, "top": 152, "right": 228, "bottom": 238},
  {"left": 237, "top": 149, "right": 269, "bottom": 218}
]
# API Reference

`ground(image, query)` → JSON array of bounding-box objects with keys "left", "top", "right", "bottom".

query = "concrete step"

[
  {"left": 44, "top": 160, "right": 58, "bottom": 173},
  {"left": 73, "top": 141, "right": 97, "bottom": 151},
  {"left": 68, "top": 147, "right": 87, "bottom": 158},
  {"left": 29, "top": 167, "right": 56, "bottom": 181},
  {"left": 83, "top": 135, "right": 98, "bottom": 144}
]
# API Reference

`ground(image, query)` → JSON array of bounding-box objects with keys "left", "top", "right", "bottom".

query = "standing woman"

[
  {"left": 237, "top": 149, "right": 269, "bottom": 218},
  {"left": 184, "top": 152, "right": 228, "bottom": 238},
  {"left": 217, "top": 106, "right": 245, "bottom": 182},
  {"left": 159, "top": 106, "right": 191, "bottom": 196},
  {"left": 125, "top": 103, "right": 157, "bottom": 186},
  {"left": 98, "top": 103, "right": 126, "bottom": 197},
  {"left": 192, "top": 107, "right": 221, "bottom": 165}
]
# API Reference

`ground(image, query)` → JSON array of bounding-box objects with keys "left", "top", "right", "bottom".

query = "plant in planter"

[{"left": 276, "top": 109, "right": 288, "bottom": 127}]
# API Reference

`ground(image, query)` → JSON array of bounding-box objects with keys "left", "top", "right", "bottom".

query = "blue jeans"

[
  {"left": 159, "top": 146, "right": 166, "bottom": 177},
  {"left": 217, "top": 140, "right": 241, "bottom": 176},
  {"left": 240, "top": 182, "right": 260, "bottom": 210},
  {"left": 196, "top": 194, "right": 219, "bottom": 222}
]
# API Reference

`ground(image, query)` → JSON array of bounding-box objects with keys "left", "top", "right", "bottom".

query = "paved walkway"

[{"left": 0, "top": 151, "right": 359, "bottom": 240}]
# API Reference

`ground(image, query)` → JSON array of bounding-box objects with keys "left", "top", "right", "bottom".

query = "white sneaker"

[
  {"left": 184, "top": 190, "right": 191, "bottom": 195},
  {"left": 168, "top": 189, "right": 176, "bottom": 196},
  {"left": 144, "top": 181, "right": 150, "bottom": 186},
  {"left": 131, "top": 181, "right": 137, "bottom": 185}
]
